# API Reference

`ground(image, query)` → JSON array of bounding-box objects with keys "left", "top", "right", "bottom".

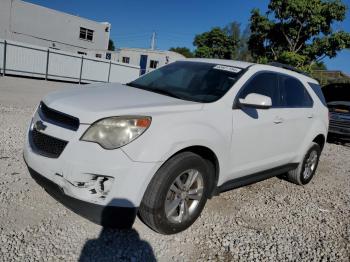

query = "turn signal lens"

[{"left": 136, "top": 118, "right": 151, "bottom": 128}]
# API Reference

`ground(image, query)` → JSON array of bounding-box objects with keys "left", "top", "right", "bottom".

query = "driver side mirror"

[{"left": 238, "top": 93, "right": 272, "bottom": 109}]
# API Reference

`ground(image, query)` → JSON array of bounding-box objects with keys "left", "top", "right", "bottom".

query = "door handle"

[
  {"left": 273, "top": 117, "right": 284, "bottom": 124},
  {"left": 307, "top": 114, "right": 314, "bottom": 119}
]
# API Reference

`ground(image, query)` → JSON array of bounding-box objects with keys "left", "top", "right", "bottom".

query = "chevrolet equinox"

[{"left": 24, "top": 59, "right": 329, "bottom": 234}]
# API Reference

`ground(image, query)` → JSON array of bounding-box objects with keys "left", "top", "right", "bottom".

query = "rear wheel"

[
  {"left": 139, "top": 152, "right": 213, "bottom": 234},
  {"left": 287, "top": 142, "right": 321, "bottom": 185}
]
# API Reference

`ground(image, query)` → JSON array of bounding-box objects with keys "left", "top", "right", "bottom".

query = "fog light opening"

[{"left": 72, "top": 175, "right": 114, "bottom": 200}]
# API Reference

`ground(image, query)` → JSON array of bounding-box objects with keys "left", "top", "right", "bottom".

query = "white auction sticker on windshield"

[{"left": 213, "top": 65, "right": 242, "bottom": 73}]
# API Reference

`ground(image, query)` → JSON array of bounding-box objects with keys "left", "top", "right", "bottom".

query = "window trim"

[{"left": 233, "top": 70, "right": 314, "bottom": 109}]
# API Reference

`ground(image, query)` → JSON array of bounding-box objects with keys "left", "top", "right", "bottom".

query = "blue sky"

[{"left": 26, "top": 0, "right": 350, "bottom": 74}]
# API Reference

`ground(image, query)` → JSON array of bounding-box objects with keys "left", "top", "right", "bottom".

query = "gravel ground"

[{"left": 0, "top": 76, "right": 349, "bottom": 261}]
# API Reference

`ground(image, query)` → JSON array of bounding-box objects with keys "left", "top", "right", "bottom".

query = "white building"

[
  {"left": 0, "top": 0, "right": 110, "bottom": 56},
  {"left": 115, "top": 48, "right": 185, "bottom": 75},
  {"left": 0, "top": 0, "right": 185, "bottom": 73}
]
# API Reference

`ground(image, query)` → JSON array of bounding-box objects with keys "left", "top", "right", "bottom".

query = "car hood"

[
  {"left": 328, "top": 101, "right": 350, "bottom": 115},
  {"left": 42, "top": 83, "right": 203, "bottom": 124}
]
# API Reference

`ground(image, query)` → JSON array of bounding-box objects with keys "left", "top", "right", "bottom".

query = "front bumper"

[
  {"left": 24, "top": 110, "right": 163, "bottom": 219},
  {"left": 26, "top": 164, "right": 137, "bottom": 228}
]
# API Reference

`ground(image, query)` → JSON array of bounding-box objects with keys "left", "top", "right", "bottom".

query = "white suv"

[{"left": 24, "top": 59, "right": 328, "bottom": 234}]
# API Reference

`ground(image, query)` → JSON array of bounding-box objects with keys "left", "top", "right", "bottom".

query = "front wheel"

[{"left": 139, "top": 152, "right": 213, "bottom": 234}]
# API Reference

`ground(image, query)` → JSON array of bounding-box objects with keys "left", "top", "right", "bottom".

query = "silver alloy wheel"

[
  {"left": 164, "top": 169, "right": 204, "bottom": 223},
  {"left": 303, "top": 150, "right": 318, "bottom": 180}
]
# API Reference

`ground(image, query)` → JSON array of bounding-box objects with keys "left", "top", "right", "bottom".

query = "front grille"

[
  {"left": 30, "top": 129, "right": 68, "bottom": 158},
  {"left": 39, "top": 102, "right": 80, "bottom": 131}
]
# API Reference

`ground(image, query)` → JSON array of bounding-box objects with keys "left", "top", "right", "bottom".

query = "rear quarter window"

[
  {"left": 308, "top": 83, "right": 327, "bottom": 107},
  {"left": 280, "top": 76, "right": 313, "bottom": 108}
]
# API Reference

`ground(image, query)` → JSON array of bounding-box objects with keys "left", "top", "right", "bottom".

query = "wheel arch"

[
  {"left": 167, "top": 145, "right": 220, "bottom": 198},
  {"left": 313, "top": 134, "right": 326, "bottom": 151}
]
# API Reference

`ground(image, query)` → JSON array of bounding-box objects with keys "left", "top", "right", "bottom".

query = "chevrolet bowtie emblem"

[{"left": 34, "top": 120, "right": 47, "bottom": 131}]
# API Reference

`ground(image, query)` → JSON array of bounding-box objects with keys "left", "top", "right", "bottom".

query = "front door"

[
  {"left": 228, "top": 72, "right": 292, "bottom": 180},
  {"left": 140, "top": 55, "right": 148, "bottom": 75}
]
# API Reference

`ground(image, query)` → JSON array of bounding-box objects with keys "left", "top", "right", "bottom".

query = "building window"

[
  {"left": 95, "top": 54, "right": 102, "bottom": 58},
  {"left": 150, "top": 60, "right": 159, "bottom": 69},
  {"left": 80, "top": 27, "right": 94, "bottom": 41},
  {"left": 122, "top": 57, "right": 130, "bottom": 64},
  {"left": 77, "top": 51, "right": 87, "bottom": 55}
]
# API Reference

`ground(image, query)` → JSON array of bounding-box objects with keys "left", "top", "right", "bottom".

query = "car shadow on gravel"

[
  {"left": 79, "top": 228, "right": 156, "bottom": 262},
  {"left": 26, "top": 169, "right": 156, "bottom": 261},
  {"left": 78, "top": 199, "right": 156, "bottom": 262}
]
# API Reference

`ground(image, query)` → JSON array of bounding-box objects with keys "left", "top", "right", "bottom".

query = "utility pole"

[{"left": 150, "top": 32, "right": 156, "bottom": 50}]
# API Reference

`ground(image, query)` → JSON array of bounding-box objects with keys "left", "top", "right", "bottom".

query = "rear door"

[{"left": 278, "top": 75, "right": 314, "bottom": 154}]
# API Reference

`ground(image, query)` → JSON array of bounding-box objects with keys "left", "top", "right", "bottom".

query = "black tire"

[
  {"left": 287, "top": 142, "right": 321, "bottom": 185},
  {"left": 139, "top": 152, "right": 213, "bottom": 234}
]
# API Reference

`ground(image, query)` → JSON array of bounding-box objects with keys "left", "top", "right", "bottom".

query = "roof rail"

[{"left": 268, "top": 62, "right": 310, "bottom": 77}]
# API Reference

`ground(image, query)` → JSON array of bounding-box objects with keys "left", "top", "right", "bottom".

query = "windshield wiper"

[{"left": 125, "top": 83, "right": 184, "bottom": 100}]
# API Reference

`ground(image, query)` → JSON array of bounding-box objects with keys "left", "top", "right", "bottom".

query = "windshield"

[{"left": 127, "top": 61, "right": 244, "bottom": 103}]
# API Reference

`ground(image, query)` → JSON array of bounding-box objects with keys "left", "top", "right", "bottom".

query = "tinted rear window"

[
  {"left": 280, "top": 76, "right": 313, "bottom": 108},
  {"left": 308, "top": 83, "right": 327, "bottom": 107}
]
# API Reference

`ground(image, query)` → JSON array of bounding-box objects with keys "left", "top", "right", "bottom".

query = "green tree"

[
  {"left": 224, "top": 22, "right": 253, "bottom": 61},
  {"left": 194, "top": 27, "right": 235, "bottom": 59},
  {"left": 193, "top": 23, "right": 252, "bottom": 60},
  {"left": 311, "top": 61, "right": 327, "bottom": 71},
  {"left": 169, "top": 47, "right": 194, "bottom": 58},
  {"left": 108, "top": 39, "right": 115, "bottom": 51},
  {"left": 248, "top": 0, "right": 350, "bottom": 70}
]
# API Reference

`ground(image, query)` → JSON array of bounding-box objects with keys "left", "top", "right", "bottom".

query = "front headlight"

[{"left": 81, "top": 116, "right": 151, "bottom": 149}]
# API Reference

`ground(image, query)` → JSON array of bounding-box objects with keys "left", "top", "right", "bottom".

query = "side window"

[
  {"left": 122, "top": 57, "right": 130, "bottom": 64},
  {"left": 150, "top": 60, "right": 159, "bottom": 69},
  {"left": 238, "top": 72, "right": 280, "bottom": 107},
  {"left": 79, "top": 27, "right": 94, "bottom": 41},
  {"left": 308, "top": 83, "right": 327, "bottom": 107},
  {"left": 280, "top": 76, "right": 313, "bottom": 108}
]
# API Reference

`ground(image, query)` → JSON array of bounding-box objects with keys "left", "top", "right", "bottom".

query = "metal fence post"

[
  {"left": 2, "top": 40, "right": 7, "bottom": 76},
  {"left": 107, "top": 60, "right": 112, "bottom": 82},
  {"left": 79, "top": 56, "right": 84, "bottom": 84},
  {"left": 45, "top": 49, "right": 50, "bottom": 80}
]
